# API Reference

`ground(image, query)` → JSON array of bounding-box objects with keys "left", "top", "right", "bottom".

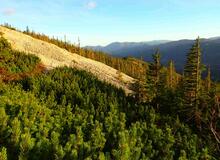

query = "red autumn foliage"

[{"left": 2, "top": 63, "right": 46, "bottom": 82}]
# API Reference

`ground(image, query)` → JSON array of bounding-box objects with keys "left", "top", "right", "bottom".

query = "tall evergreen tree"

[
  {"left": 151, "top": 50, "right": 161, "bottom": 84},
  {"left": 183, "top": 37, "right": 202, "bottom": 126},
  {"left": 167, "top": 60, "right": 176, "bottom": 89},
  {"left": 205, "top": 66, "right": 212, "bottom": 92},
  {"left": 183, "top": 37, "right": 202, "bottom": 107},
  {"left": 25, "top": 26, "right": 30, "bottom": 34},
  {"left": 77, "top": 37, "right": 81, "bottom": 56},
  {"left": 135, "top": 60, "right": 147, "bottom": 103},
  {"left": 146, "top": 49, "right": 162, "bottom": 101}
]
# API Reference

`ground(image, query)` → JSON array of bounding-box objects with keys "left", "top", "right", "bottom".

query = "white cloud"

[
  {"left": 2, "top": 8, "right": 16, "bottom": 16},
  {"left": 86, "top": 1, "right": 97, "bottom": 10}
]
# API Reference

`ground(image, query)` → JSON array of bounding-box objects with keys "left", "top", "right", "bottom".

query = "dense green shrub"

[
  {"left": 0, "top": 32, "right": 218, "bottom": 160},
  {"left": 0, "top": 36, "right": 40, "bottom": 74}
]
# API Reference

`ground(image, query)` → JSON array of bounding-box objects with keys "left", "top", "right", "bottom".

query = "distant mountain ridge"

[
  {"left": 85, "top": 40, "right": 171, "bottom": 54},
  {"left": 85, "top": 37, "right": 220, "bottom": 80}
]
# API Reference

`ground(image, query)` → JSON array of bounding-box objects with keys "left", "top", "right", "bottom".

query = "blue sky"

[{"left": 0, "top": 0, "right": 220, "bottom": 46}]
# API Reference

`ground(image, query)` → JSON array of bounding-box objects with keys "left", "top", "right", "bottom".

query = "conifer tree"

[
  {"left": 183, "top": 37, "right": 203, "bottom": 127},
  {"left": 25, "top": 26, "right": 30, "bottom": 34},
  {"left": 146, "top": 49, "right": 162, "bottom": 100},
  {"left": 0, "top": 147, "right": 7, "bottom": 160},
  {"left": 151, "top": 51, "right": 161, "bottom": 84},
  {"left": 0, "top": 108, "right": 8, "bottom": 137},
  {"left": 11, "top": 118, "right": 21, "bottom": 146},
  {"left": 77, "top": 37, "right": 81, "bottom": 56},
  {"left": 205, "top": 66, "right": 212, "bottom": 92},
  {"left": 167, "top": 60, "right": 176, "bottom": 89},
  {"left": 183, "top": 37, "right": 202, "bottom": 107},
  {"left": 135, "top": 60, "right": 147, "bottom": 103},
  {"left": 116, "top": 62, "right": 123, "bottom": 82},
  {"left": 19, "top": 128, "right": 35, "bottom": 160}
]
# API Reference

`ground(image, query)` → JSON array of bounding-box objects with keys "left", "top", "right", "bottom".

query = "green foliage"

[
  {"left": 146, "top": 50, "right": 163, "bottom": 100},
  {"left": 0, "top": 66, "right": 215, "bottom": 159},
  {"left": 0, "top": 36, "right": 40, "bottom": 74},
  {"left": 183, "top": 37, "right": 202, "bottom": 108},
  {"left": 0, "top": 28, "right": 219, "bottom": 159},
  {"left": 0, "top": 147, "right": 7, "bottom": 160}
]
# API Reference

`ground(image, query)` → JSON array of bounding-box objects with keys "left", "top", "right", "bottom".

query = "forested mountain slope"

[
  {"left": 0, "top": 26, "right": 134, "bottom": 94},
  {"left": 88, "top": 38, "right": 220, "bottom": 80}
]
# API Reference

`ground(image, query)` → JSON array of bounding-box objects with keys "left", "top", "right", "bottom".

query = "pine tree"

[
  {"left": 25, "top": 26, "right": 30, "bottom": 34},
  {"left": 116, "top": 62, "right": 123, "bottom": 83},
  {"left": 151, "top": 51, "right": 161, "bottom": 84},
  {"left": 183, "top": 37, "right": 202, "bottom": 126},
  {"left": 19, "top": 128, "right": 35, "bottom": 160},
  {"left": 205, "top": 66, "right": 211, "bottom": 92},
  {"left": 0, "top": 147, "right": 7, "bottom": 160},
  {"left": 135, "top": 60, "right": 147, "bottom": 103},
  {"left": 167, "top": 60, "right": 176, "bottom": 89},
  {"left": 77, "top": 37, "right": 81, "bottom": 56},
  {"left": 112, "top": 131, "right": 131, "bottom": 160},
  {"left": 183, "top": 37, "right": 202, "bottom": 107},
  {"left": 146, "top": 49, "right": 162, "bottom": 100},
  {"left": 11, "top": 118, "right": 21, "bottom": 146},
  {"left": 178, "top": 150, "right": 187, "bottom": 160},
  {"left": 0, "top": 108, "right": 8, "bottom": 137}
]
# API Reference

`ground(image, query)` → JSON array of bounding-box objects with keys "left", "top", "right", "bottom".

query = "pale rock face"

[{"left": 0, "top": 26, "right": 135, "bottom": 94}]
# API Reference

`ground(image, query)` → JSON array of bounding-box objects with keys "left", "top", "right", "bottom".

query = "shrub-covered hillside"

[
  {"left": 0, "top": 32, "right": 220, "bottom": 160},
  {"left": 1, "top": 69, "right": 216, "bottom": 160},
  {"left": 0, "top": 35, "right": 43, "bottom": 84},
  {"left": 0, "top": 36, "right": 40, "bottom": 74}
]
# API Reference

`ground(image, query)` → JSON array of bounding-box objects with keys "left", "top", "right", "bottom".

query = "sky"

[{"left": 0, "top": 0, "right": 220, "bottom": 46}]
